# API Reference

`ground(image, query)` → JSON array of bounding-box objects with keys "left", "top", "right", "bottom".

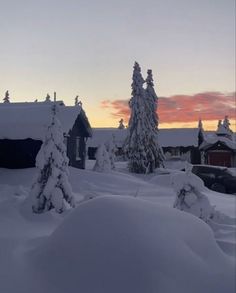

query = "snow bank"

[{"left": 30, "top": 196, "right": 234, "bottom": 293}]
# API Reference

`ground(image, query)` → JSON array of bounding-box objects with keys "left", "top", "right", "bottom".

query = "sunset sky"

[{"left": 0, "top": 0, "right": 235, "bottom": 131}]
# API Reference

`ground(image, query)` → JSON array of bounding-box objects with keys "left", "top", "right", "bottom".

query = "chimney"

[{"left": 54, "top": 92, "right": 56, "bottom": 102}]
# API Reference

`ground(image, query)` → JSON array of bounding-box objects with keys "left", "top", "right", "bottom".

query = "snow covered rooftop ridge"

[
  {"left": 0, "top": 104, "right": 81, "bottom": 140},
  {"left": 87, "top": 128, "right": 127, "bottom": 148},
  {"left": 159, "top": 128, "right": 200, "bottom": 147},
  {"left": 0, "top": 100, "right": 65, "bottom": 107},
  {"left": 199, "top": 135, "right": 236, "bottom": 151},
  {"left": 87, "top": 127, "right": 201, "bottom": 148}
]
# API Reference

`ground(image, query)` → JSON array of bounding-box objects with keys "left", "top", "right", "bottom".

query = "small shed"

[{"left": 0, "top": 102, "right": 92, "bottom": 169}]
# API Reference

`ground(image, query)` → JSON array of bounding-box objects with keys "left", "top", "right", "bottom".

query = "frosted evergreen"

[
  {"left": 125, "top": 62, "right": 163, "bottom": 173},
  {"left": 31, "top": 105, "right": 75, "bottom": 213},
  {"left": 222, "top": 116, "right": 232, "bottom": 135},
  {"left": 145, "top": 69, "right": 165, "bottom": 167},
  {"left": 45, "top": 94, "right": 51, "bottom": 102},
  {"left": 75, "top": 95, "right": 79, "bottom": 105},
  {"left": 3, "top": 90, "right": 10, "bottom": 103},
  {"left": 106, "top": 134, "right": 117, "bottom": 170},
  {"left": 217, "top": 117, "right": 232, "bottom": 139},
  {"left": 118, "top": 118, "right": 125, "bottom": 129},
  {"left": 145, "top": 69, "right": 159, "bottom": 129},
  {"left": 93, "top": 143, "right": 111, "bottom": 172},
  {"left": 198, "top": 119, "right": 205, "bottom": 143},
  {"left": 198, "top": 119, "right": 203, "bottom": 130}
]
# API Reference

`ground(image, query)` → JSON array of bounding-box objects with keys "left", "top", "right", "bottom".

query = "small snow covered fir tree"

[
  {"left": 118, "top": 118, "right": 125, "bottom": 129},
  {"left": 222, "top": 116, "right": 233, "bottom": 137},
  {"left": 198, "top": 118, "right": 203, "bottom": 130},
  {"left": 45, "top": 93, "right": 51, "bottom": 102},
  {"left": 93, "top": 143, "right": 111, "bottom": 172},
  {"left": 75, "top": 95, "right": 79, "bottom": 105},
  {"left": 31, "top": 105, "right": 75, "bottom": 213},
  {"left": 216, "top": 117, "right": 232, "bottom": 139},
  {"left": 223, "top": 116, "right": 230, "bottom": 129},
  {"left": 198, "top": 118, "right": 205, "bottom": 145},
  {"left": 3, "top": 90, "right": 10, "bottom": 103}
]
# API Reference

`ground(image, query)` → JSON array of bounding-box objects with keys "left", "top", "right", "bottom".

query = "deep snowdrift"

[{"left": 30, "top": 196, "right": 235, "bottom": 293}]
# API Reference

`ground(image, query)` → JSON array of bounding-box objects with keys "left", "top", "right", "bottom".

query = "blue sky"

[{"left": 0, "top": 0, "right": 235, "bottom": 128}]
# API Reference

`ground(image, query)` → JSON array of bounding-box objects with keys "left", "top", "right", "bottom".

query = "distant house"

[
  {"left": 200, "top": 129, "right": 236, "bottom": 168},
  {"left": 0, "top": 102, "right": 92, "bottom": 169},
  {"left": 87, "top": 128, "right": 202, "bottom": 164}
]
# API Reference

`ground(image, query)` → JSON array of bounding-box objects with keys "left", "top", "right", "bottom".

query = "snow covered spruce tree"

[
  {"left": 118, "top": 118, "right": 125, "bottom": 129},
  {"left": 3, "top": 90, "right": 10, "bottom": 103},
  {"left": 125, "top": 62, "right": 163, "bottom": 173},
  {"left": 93, "top": 143, "right": 111, "bottom": 172},
  {"left": 45, "top": 93, "right": 51, "bottom": 102},
  {"left": 222, "top": 116, "right": 233, "bottom": 137},
  {"left": 145, "top": 69, "right": 165, "bottom": 167},
  {"left": 31, "top": 105, "right": 75, "bottom": 213}
]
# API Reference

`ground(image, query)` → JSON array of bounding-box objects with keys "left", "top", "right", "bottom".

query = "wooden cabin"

[
  {"left": 87, "top": 128, "right": 202, "bottom": 164},
  {"left": 200, "top": 135, "right": 236, "bottom": 167},
  {"left": 0, "top": 102, "right": 92, "bottom": 169}
]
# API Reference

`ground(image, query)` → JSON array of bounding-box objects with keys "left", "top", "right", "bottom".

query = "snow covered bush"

[
  {"left": 93, "top": 143, "right": 111, "bottom": 172},
  {"left": 172, "top": 164, "right": 214, "bottom": 222},
  {"left": 31, "top": 105, "right": 75, "bottom": 213},
  {"left": 105, "top": 134, "right": 117, "bottom": 170}
]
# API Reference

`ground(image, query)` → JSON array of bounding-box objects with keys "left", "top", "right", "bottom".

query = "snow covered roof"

[
  {"left": 87, "top": 128, "right": 200, "bottom": 148},
  {"left": 87, "top": 128, "right": 127, "bottom": 148},
  {"left": 0, "top": 101, "right": 65, "bottom": 107},
  {"left": 0, "top": 103, "right": 81, "bottom": 140},
  {"left": 199, "top": 135, "right": 236, "bottom": 151},
  {"left": 159, "top": 128, "right": 200, "bottom": 147}
]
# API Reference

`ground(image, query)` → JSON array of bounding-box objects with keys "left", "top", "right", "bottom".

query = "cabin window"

[
  {"left": 76, "top": 137, "right": 81, "bottom": 161},
  {"left": 171, "top": 148, "right": 180, "bottom": 156}
]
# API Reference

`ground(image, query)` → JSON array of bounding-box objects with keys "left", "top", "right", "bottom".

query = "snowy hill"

[{"left": 0, "top": 163, "right": 235, "bottom": 293}]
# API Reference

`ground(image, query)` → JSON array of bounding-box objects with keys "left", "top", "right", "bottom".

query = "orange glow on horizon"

[
  {"left": 99, "top": 91, "right": 236, "bottom": 131},
  {"left": 89, "top": 118, "right": 236, "bottom": 131}
]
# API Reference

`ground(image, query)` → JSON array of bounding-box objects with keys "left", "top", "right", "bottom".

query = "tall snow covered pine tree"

[
  {"left": 145, "top": 69, "right": 164, "bottom": 168},
  {"left": 31, "top": 105, "right": 75, "bottom": 213},
  {"left": 125, "top": 62, "right": 159, "bottom": 173}
]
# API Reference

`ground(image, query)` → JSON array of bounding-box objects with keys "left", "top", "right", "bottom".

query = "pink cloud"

[{"left": 100, "top": 91, "right": 236, "bottom": 125}]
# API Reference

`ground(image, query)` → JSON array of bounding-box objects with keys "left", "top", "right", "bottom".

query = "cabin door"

[{"left": 208, "top": 151, "right": 232, "bottom": 167}]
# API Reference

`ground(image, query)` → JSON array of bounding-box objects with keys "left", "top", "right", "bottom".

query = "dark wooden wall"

[
  {"left": 67, "top": 114, "right": 90, "bottom": 169},
  {"left": 0, "top": 113, "right": 91, "bottom": 170},
  {"left": 0, "top": 139, "right": 42, "bottom": 169}
]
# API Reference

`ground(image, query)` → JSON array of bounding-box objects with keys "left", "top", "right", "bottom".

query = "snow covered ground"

[{"left": 0, "top": 161, "right": 235, "bottom": 293}]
